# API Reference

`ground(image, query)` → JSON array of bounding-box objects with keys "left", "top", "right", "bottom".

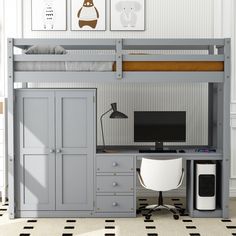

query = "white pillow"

[{"left": 24, "top": 45, "right": 66, "bottom": 54}]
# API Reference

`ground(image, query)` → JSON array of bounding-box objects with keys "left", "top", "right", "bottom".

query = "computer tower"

[{"left": 196, "top": 163, "right": 216, "bottom": 210}]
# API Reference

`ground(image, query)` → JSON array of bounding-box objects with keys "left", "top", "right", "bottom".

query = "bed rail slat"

[
  {"left": 123, "top": 55, "right": 224, "bottom": 61},
  {"left": 13, "top": 39, "right": 117, "bottom": 50},
  {"left": 14, "top": 71, "right": 224, "bottom": 83},
  {"left": 14, "top": 54, "right": 116, "bottom": 62}
]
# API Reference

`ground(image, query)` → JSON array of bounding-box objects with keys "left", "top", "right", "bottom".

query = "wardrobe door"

[
  {"left": 55, "top": 90, "right": 95, "bottom": 211},
  {"left": 16, "top": 90, "right": 55, "bottom": 211}
]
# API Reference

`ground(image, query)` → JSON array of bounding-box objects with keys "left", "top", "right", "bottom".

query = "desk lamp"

[{"left": 100, "top": 103, "right": 128, "bottom": 152}]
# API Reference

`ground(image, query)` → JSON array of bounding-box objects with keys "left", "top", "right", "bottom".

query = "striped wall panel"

[
  {"left": 22, "top": 0, "right": 214, "bottom": 38},
  {"left": 33, "top": 82, "right": 208, "bottom": 146}
]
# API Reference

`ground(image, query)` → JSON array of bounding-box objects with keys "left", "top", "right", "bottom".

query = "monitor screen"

[{"left": 134, "top": 111, "right": 186, "bottom": 142}]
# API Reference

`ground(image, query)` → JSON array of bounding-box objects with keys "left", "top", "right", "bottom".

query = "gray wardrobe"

[{"left": 15, "top": 89, "right": 96, "bottom": 214}]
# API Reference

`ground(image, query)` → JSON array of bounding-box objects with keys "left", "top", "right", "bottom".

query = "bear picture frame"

[
  {"left": 110, "top": 0, "right": 145, "bottom": 31},
  {"left": 71, "top": 0, "right": 106, "bottom": 31}
]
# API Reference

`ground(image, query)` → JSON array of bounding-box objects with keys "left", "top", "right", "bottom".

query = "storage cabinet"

[
  {"left": 15, "top": 89, "right": 95, "bottom": 214},
  {"left": 96, "top": 155, "right": 136, "bottom": 217},
  {"left": 186, "top": 159, "right": 222, "bottom": 218},
  {"left": 55, "top": 91, "right": 94, "bottom": 211}
]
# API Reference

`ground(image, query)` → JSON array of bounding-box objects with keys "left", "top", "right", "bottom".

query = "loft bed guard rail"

[{"left": 9, "top": 38, "right": 229, "bottom": 84}]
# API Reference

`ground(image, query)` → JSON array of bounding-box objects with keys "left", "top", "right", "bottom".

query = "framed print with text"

[{"left": 31, "top": 0, "right": 67, "bottom": 31}]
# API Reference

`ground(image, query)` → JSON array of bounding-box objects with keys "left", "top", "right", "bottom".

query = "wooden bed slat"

[{"left": 113, "top": 61, "right": 224, "bottom": 71}]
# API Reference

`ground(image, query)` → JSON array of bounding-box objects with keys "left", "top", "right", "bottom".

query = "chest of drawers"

[{"left": 95, "top": 155, "right": 136, "bottom": 217}]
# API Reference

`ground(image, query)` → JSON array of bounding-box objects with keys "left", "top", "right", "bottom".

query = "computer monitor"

[{"left": 134, "top": 111, "right": 186, "bottom": 150}]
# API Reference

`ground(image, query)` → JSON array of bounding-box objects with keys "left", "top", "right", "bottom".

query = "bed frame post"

[
  {"left": 7, "top": 38, "right": 15, "bottom": 219},
  {"left": 116, "top": 39, "right": 123, "bottom": 80},
  {"left": 208, "top": 45, "right": 214, "bottom": 147},
  {"left": 221, "top": 38, "right": 231, "bottom": 219}
]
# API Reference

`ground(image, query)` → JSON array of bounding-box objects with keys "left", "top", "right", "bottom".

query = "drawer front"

[
  {"left": 97, "top": 155, "right": 134, "bottom": 172},
  {"left": 97, "top": 175, "right": 134, "bottom": 193},
  {"left": 96, "top": 195, "right": 134, "bottom": 212}
]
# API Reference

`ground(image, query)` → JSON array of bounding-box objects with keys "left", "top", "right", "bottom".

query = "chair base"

[
  {"left": 137, "top": 192, "right": 185, "bottom": 220},
  {"left": 137, "top": 204, "right": 181, "bottom": 220}
]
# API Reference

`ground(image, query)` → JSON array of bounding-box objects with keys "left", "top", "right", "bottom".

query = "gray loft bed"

[
  {"left": 7, "top": 38, "right": 231, "bottom": 219},
  {"left": 12, "top": 38, "right": 225, "bottom": 83}
]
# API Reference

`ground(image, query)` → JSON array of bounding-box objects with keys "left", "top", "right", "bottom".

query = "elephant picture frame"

[{"left": 110, "top": 0, "right": 145, "bottom": 31}]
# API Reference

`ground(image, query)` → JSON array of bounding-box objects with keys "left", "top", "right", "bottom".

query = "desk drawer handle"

[
  {"left": 112, "top": 162, "right": 118, "bottom": 167},
  {"left": 112, "top": 202, "right": 118, "bottom": 207},
  {"left": 112, "top": 182, "right": 118, "bottom": 187}
]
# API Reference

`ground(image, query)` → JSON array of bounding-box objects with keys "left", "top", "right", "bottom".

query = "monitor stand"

[
  {"left": 139, "top": 141, "right": 177, "bottom": 153},
  {"left": 155, "top": 141, "right": 163, "bottom": 150}
]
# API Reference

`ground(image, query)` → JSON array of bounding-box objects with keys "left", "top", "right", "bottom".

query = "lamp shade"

[
  {"left": 110, "top": 111, "right": 128, "bottom": 118},
  {"left": 100, "top": 102, "right": 128, "bottom": 152},
  {"left": 109, "top": 103, "right": 128, "bottom": 118}
]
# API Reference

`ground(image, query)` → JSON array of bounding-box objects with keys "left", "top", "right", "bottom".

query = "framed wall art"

[
  {"left": 71, "top": 0, "right": 106, "bottom": 31},
  {"left": 110, "top": 0, "right": 145, "bottom": 31},
  {"left": 31, "top": 0, "right": 67, "bottom": 31}
]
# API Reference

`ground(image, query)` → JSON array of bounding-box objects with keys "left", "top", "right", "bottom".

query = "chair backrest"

[{"left": 140, "top": 157, "right": 183, "bottom": 192}]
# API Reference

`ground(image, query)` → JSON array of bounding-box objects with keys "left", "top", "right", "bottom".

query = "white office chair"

[{"left": 137, "top": 157, "right": 184, "bottom": 220}]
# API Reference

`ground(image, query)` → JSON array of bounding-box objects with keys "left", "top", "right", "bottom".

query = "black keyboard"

[{"left": 139, "top": 149, "right": 177, "bottom": 153}]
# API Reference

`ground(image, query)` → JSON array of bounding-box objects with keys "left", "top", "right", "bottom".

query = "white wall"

[
  {"left": 22, "top": 0, "right": 214, "bottom": 38},
  {"left": 1, "top": 0, "right": 236, "bottom": 195},
  {"left": 0, "top": 103, "right": 4, "bottom": 190},
  {"left": 0, "top": 0, "right": 5, "bottom": 97},
  {"left": 0, "top": 0, "right": 23, "bottom": 97}
]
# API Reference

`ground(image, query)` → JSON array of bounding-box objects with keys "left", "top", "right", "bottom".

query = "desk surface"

[{"left": 96, "top": 149, "right": 223, "bottom": 160}]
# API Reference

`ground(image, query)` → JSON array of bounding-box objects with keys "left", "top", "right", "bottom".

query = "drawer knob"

[
  {"left": 112, "top": 182, "right": 118, "bottom": 187},
  {"left": 112, "top": 202, "right": 118, "bottom": 207},
  {"left": 112, "top": 162, "right": 118, "bottom": 167}
]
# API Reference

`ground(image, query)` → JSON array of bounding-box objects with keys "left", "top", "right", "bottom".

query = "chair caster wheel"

[
  {"left": 173, "top": 214, "right": 179, "bottom": 220},
  {"left": 136, "top": 209, "right": 141, "bottom": 214},
  {"left": 179, "top": 209, "right": 185, "bottom": 215},
  {"left": 145, "top": 214, "right": 151, "bottom": 220}
]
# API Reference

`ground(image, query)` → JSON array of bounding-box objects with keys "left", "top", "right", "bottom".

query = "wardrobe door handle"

[
  {"left": 56, "top": 149, "right": 62, "bottom": 153},
  {"left": 49, "top": 149, "right": 55, "bottom": 153},
  {"left": 112, "top": 162, "right": 118, "bottom": 167}
]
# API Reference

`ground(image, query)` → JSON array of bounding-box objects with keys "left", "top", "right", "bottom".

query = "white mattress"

[{"left": 15, "top": 61, "right": 113, "bottom": 71}]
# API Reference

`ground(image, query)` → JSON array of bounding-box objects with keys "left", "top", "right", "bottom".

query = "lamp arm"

[{"left": 100, "top": 108, "right": 112, "bottom": 151}]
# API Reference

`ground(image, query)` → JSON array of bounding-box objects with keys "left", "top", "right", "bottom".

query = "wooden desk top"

[{"left": 96, "top": 149, "right": 223, "bottom": 160}]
